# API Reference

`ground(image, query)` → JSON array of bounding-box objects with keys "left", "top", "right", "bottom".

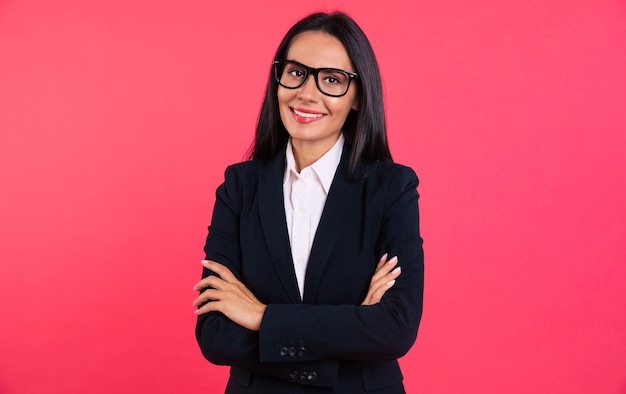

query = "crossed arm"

[{"left": 193, "top": 253, "right": 402, "bottom": 331}]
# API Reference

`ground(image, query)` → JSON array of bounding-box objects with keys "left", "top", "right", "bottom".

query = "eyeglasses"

[{"left": 273, "top": 59, "right": 358, "bottom": 97}]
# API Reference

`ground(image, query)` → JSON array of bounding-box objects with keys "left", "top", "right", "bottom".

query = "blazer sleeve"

[
  {"left": 258, "top": 165, "right": 424, "bottom": 362},
  {"left": 195, "top": 165, "right": 339, "bottom": 388}
]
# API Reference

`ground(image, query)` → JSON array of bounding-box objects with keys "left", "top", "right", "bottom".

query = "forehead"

[{"left": 286, "top": 31, "right": 354, "bottom": 71}]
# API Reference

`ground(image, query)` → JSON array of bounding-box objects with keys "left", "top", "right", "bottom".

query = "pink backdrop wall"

[{"left": 1, "top": 0, "right": 625, "bottom": 393}]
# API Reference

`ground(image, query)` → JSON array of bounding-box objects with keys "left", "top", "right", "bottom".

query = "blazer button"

[
  {"left": 308, "top": 372, "right": 317, "bottom": 381},
  {"left": 297, "top": 347, "right": 306, "bottom": 356},
  {"left": 288, "top": 347, "right": 296, "bottom": 357},
  {"left": 279, "top": 347, "right": 288, "bottom": 356},
  {"left": 289, "top": 371, "right": 298, "bottom": 380}
]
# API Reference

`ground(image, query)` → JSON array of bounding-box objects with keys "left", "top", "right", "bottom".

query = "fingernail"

[
  {"left": 201, "top": 260, "right": 209, "bottom": 266},
  {"left": 387, "top": 256, "right": 398, "bottom": 264},
  {"left": 386, "top": 280, "right": 396, "bottom": 286},
  {"left": 391, "top": 267, "right": 401, "bottom": 275},
  {"left": 380, "top": 253, "right": 388, "bottom": 261}
]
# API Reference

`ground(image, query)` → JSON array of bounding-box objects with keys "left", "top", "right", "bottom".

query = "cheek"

[
  {"left": 326, "top": 98, "right": 355, "bottom": 119},
  {"left": 277, "top": 87, "right": 292, "bottom": 106},
  {"left": 277, "top": 89, "right": 291, "bottom": 121},
  {"left": 276, "top": 89, "right": 289, "bottom": 112}
]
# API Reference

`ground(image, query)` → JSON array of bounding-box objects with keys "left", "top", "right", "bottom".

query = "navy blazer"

[{"left": 196, "top": 145, "right": 424, "bottom": 393}]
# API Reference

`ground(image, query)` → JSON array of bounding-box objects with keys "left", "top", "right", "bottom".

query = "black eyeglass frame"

[{"left": 273, "top": 59, "right": 359, "bottom": 97}]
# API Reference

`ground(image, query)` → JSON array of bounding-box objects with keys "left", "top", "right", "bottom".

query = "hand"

[
  {"left": 361, "top": 254, "right": 401, "bottom": 305},
  {"left": 193, "top": 260, "right": 267, "bottom": 331}
]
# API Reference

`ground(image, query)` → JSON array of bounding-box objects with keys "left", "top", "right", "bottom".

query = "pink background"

[{"left": 1, "top": 0, "right": 625, "bottom": 393}]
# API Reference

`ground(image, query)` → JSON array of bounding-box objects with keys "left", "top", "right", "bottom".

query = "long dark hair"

[{"left": 248, "top": 12, "right": 392, "bottom": 176}]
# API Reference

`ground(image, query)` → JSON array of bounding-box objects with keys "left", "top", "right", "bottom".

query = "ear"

[{"left": 351, "top": 98, "right": 359, "bottom": 111}]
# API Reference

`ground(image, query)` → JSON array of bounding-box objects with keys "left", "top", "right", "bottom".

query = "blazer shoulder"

[
  {"left": 225, "top": 159, "right": 263, "bottom": 175},
  {"left": 220, "top": 159, "right": 265, "bottom": 184},
  {"left": 365, "top": 161, "right": 419, "bottom": 187}
]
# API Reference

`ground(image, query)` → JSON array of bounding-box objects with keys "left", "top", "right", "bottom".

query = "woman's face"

[{"left": 277, "top": 31, "right": 358, "bottom": 156}]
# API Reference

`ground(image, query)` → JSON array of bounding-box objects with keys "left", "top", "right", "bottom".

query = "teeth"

[{"left": 293, "top": 109, "right": 324, "bottom": 118}]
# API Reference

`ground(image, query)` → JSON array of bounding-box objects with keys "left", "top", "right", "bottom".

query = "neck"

[{"left": 291, "top": 135, "right": 340, "bottom": 172}]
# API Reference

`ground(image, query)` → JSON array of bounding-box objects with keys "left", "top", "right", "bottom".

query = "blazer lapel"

[
  {"left": 302, "top": 148, "right": 364, "bottom": 303},
  {"left": 257, "top": 151, "right": 302, "bottom": 304}
]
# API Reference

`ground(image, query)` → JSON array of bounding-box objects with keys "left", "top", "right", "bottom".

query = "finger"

[
  {"left": 202, "top": 260, "right": 239, "bottom": 283},
  {"left": 194, "top": 298, "right": 220, "bottom": 315},
  {"left": 370, "top": 279, "right": 396, "bottom": 302},
  {"left": 193, "top": 288, "right": 222, "bottom": 307},
  {"left": 372, "top": 265, "right": 401, "bottom": 287},
  {"left": 371, "top": 256, "right": 398, "bottom": 283},
  {"left": 193, "top": 273, "right": 228, "bottom": 292},
  {"left": 375, "top": 253, "right": 388, "bottom": 270},
  {"left": 370, "top": 275, "right": 397, "bottom": 295},
  {"left": 362, "top": 256, "right": 399, "bottom": 305},
  {"left": 366, "top": 274, "right": 399, "bottom": 305},
  {"left": 367, "top": 266, "right": 401, "bottom": 296},
  {"left": 379, "top": 256, "right": 398, "bottom": 273}
]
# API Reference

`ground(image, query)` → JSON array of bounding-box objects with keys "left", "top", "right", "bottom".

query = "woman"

[{"left": 193, "top": 12, "right": 424, "bottom": 393}]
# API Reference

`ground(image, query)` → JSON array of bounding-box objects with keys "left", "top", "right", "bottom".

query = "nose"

[{"left": 297, "top": 74, "right": 319, "bottom": 101}]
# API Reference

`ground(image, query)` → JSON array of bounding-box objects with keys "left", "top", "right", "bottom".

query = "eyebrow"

[{"left": 285, "top": 59, "right": 356, "bottom": 73}]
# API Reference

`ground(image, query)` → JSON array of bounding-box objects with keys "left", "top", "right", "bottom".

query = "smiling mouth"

[{"left": 292, "top": 108, "right": 325, "bottom": 119}]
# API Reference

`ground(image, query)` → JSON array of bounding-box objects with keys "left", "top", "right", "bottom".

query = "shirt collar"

[{"left": 284, "top": 134, "right": 344, "bottom": 194}]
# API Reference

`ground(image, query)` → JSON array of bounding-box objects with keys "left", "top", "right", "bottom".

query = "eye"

[
  {"left": 286, "top": 66, "right": 306, "bottom": 79},
  {"left": 320, "top": 71, "right": 348, "bottom": 86}
]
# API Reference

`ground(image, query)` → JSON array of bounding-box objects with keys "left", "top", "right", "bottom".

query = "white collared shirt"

[{"left": 283, "top": 134, "right": 344, "bottom": 299}]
